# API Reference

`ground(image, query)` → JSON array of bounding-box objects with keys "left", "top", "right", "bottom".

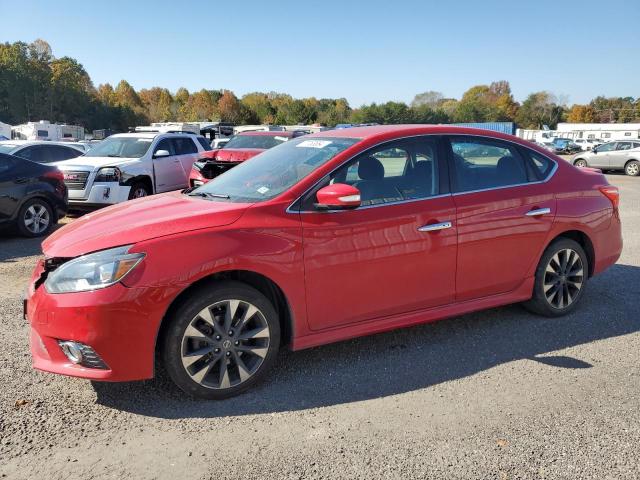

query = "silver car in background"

[{"left": 572, "top": 140, "right": 640, "bottom": 176}]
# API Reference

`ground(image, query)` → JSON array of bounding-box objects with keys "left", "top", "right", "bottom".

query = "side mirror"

[
  {"left": 154, "top": 149, "right": 170, "bottom": 158},
  {"left": 592, "top": 147, "right": 598, "bottom": 153},
  {"left": 315, "top": 183, "right": 361, "bottom": 210}
]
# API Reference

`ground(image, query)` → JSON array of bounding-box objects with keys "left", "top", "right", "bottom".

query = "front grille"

[{"left": 63, "top": 170, "right": 90, "bottom": 190}]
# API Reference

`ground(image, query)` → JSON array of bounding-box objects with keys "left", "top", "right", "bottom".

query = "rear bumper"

[
  {"left": 26, "top": 261, "right": 177, "bottom": 381},
  {"left": 593, "top": 214, "right": 623, "bottom": 275}
]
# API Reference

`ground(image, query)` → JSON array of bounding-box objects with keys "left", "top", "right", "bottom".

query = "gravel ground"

[{"left": 1, "top": 174, "right": 639, "bottom": 480}]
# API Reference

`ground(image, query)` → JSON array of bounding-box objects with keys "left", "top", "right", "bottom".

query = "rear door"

[
  {"left": 609, "top": 141, "right": 633, "bottom": 168},
  {"left": 447, "top": 136, "right": 557, "bottom": 301},
  {"left": 300, "top": 136, "right": 457, "bottom": 330}
]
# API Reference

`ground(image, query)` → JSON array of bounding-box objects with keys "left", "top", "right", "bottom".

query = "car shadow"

[{"left": 93, "top": 263, "right": 640, "bottom": 417}]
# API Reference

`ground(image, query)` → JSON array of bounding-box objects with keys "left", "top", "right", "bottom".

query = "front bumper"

[
  {"left": 26, "top": 260, "right": 178, "bottom": 381},
  {"left": 68, "top": 182, "right": 131, "bottom": 208}
]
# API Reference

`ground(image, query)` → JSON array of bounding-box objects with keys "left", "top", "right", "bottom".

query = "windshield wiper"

[{"left": 186, "top": 191, "right": 230, "bottom": 200}]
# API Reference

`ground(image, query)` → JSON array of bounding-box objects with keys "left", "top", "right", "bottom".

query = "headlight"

[
  {"left": 45, "top": 245, "right": 145, "bottom": 294},
  {"left": 95, "top": 167, "right": 122, "bottom": 182}
]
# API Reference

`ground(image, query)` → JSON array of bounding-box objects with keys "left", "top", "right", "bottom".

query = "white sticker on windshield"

[
  {"left": 257, "top": 186, "right": 270, "bottom": 195},
  {"left": 296, "top": 140, "right": 332, "bottom": 149},
  {"left": 274, "top": 136, "right": 289, "bottom": 142}
]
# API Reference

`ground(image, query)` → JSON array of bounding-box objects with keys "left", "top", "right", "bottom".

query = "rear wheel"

[
  {"left": 523, "top": 238, "right": 588, "bottom": 317},
  {"left": 17, "top": 198, "right": 54, "bottom": 237},
  {"left": 625, "top": 160, "right": 639, "bottom": 176},
  {"left": 574, "top": 159, "right": 588, "bottom": 168},
  {"left": 162, "top": 281, "right": 280, "bottom": 399}
]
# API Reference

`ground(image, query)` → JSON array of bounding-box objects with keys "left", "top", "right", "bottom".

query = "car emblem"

[{"left": 222, "top": 340, "right": 232, "bottom": 349}]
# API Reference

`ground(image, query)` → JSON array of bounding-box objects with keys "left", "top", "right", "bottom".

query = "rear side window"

[
  {"left": 449, "top": 137, "right": 528, "bottom": 192},
  {"left": 172, "top": 137, "right": 198, "bottom": 155},
  {"left": 16, "top": 146, "right": 53, "bottom": 163},
  {"left": 50, "top": 146, "right": 83, "bottom": 162},
  {"left": 526, "top": 150, "right": 555, "bottom": 180},
  {"left": 196, "top": 137, "right": 212, "bottom": 151},
  {"left": 617, "top": 142, "right": 633, "bottom": 151}
]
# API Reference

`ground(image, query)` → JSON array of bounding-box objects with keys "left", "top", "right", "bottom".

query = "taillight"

[
  {"left": 43, "top": 169, "right": 64, "bottom": 182},
  {"left": 599, "top": 185, "right": 620, "bottom": 209}
]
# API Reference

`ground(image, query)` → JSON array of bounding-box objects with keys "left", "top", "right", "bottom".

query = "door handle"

[
  {"left": 526, "top": 207, "right": 551, "bottom": 217},
  {"left": 418, "top": 221, "right": 452, "bottom": 232}
]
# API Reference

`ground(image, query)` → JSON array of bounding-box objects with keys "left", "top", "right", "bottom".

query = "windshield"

[
  {"left": 195, "top": 137, "right": 358, "bottom": 202},
  {"left": 84, "top": 137, "right": 153, "bottom": 158},
  {"left": 224, "top": 135, "right": 289, "bottom": 150}
]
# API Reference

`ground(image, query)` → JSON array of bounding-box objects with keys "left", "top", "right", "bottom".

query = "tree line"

[{"left": 1, "top": 40, "right": 639, "bottom": 133}]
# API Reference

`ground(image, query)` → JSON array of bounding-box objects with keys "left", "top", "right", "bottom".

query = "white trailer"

[
  {"left": 12, "top": 120, "right": 62, "bottom": 140},
  {"left": 137, "top": 123, "right": 200, "bottom": 135},
  {"left": 556, "top": 123, "right": 640, "bottom": 141}
]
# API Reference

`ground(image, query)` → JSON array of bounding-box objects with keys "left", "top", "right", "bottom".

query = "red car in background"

[
  {"left": 26, "top": 125, "right": 622, "bottom": 400},
  {"left": 189, "top": 130, "right": 306, "bottom": 187}
]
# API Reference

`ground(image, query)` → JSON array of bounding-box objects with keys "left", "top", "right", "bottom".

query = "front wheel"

[
  {"left": 574, "top": 159, "right": 588, "bottom": 168},
  {"left": 162, "top": 281, "right": 280, "bottom": 399},
  {"left": 523, "top": 238, "right": 588, "bottom": 317},
  {"left": 625, "top": 160, "right": 640, "bottom": 176},
  {"left": 128, "top": 182, "right": 151, "bottom": 200}
]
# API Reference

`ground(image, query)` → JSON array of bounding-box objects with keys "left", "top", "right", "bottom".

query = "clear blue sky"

[{"left": 1, "top": 0, "right": 638, "bottom": 107}]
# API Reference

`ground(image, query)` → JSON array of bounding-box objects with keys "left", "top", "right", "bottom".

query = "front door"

[
  {"left": 152, "top": 138, "right": 183, "bottom": 192},
  {"left": 300, "top": 136, "right": 457, "bottom": 331},
  {"left": 589, "top": 141, "right": 616, "bottom": 168},
  {"left": 447, "top": 136, "right": 556, "bottom": 301}
]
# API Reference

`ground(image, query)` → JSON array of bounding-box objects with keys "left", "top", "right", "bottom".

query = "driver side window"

[
  {"left": 154, "top": 139, "right": 174, "bottom": 156},
  {"left": 330, "top": 138, "right": 440, "bottom": 206}
]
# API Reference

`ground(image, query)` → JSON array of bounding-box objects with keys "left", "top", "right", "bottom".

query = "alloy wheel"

[
  {"left": 23, "top": 203, "right": 50, "bottom": 234},
  {"left": 626, "top": 162, "right": 639, "bottom": 176},
  {"left": 180, "top": 299, "right": 270, "bottom": 389},
  {"left": 543, "top": 248, "right": 584, "bottom": 309},
  {"left": 574, "top": 159, "right": 587, "bottom": 168}
]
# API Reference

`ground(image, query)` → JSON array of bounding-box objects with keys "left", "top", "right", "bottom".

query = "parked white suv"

[{"left": 54, "top": 132, "right": 210, "bottom": 208}]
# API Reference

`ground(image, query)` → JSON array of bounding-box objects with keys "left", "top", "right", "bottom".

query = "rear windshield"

[{"left": 224, "top": 135, "right": 289, "bottom": 150}]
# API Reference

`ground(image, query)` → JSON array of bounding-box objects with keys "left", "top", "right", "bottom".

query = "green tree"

[
  {"left": 49, "top": 56, "right": 94, "bottom": 126},
  {"left": 515, "top": 92, "right": 564, "bottom": 129}
]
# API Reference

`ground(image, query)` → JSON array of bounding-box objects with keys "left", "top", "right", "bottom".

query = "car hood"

[
  {"left": 205, "top": 148, "right": 265, "bottom": 163},
  {"left": 53, "top": 156, "right": 138, "bottom": 170},
  {"left": 43, "top": 191, "right": 250, "bottom": 258}
]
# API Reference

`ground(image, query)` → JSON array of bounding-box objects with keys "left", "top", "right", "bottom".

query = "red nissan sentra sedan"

[{"left": 26, "top": 125, "right": 622, "bottom": 399}]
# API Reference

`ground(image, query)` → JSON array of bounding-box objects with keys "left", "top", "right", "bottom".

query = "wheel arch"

[
  {"left": 15, "top": 193, "right": 57, "bottom": 221},
  {"left": 546, "top": 229, "right": 595, "bottom": 277},
  {"left": 155, "top": 269, "right": 294, "bottom": 360},
  {"left": 122, "top": 174, "right": 153, "bottom": 193}
]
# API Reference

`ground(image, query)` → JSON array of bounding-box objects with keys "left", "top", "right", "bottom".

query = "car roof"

[
  {"left": 0, "top": 140, "right": 85, "bottom": 148},
  {"left": 306, "top": 124, "right": 520, "bottom": 142},
  {"left": 237, "top": 131, "right": 296, "bottom": 137}
]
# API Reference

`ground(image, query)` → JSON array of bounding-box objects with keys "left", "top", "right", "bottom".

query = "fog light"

[
  {"left": 59, "top": 341, "right": 84, "bottom": 364},
  {"left": 57, "top": 340, "right": 108, "bottom": 369}
]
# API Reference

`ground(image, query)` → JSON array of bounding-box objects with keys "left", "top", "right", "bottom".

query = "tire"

[
  {"left": 624, "top": 160, "right": 640, "bottom": 177},
  {"left": 523, "top": 238, "right": 588, "bottom": 317},
  {"left": 162, "top": 281, "right": 281, "bottom": 399},
  {"left": 16, "top": 198, "right": 55, "bottom": 237},
  {"left": 128, "top": 182, "right": 151, "bottom": 200},
  {"left": 574, "top": 159, "right": 588, "bottom": 168}
]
